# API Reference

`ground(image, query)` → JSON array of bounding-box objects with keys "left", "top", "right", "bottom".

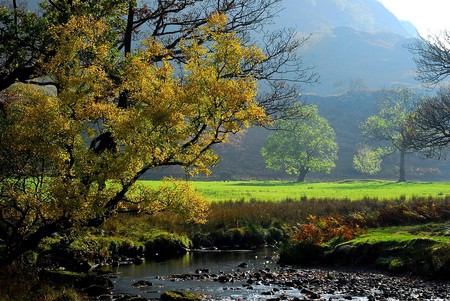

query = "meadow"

[{"left": 140, "top": 180, "right": 450, "bottom": 202}]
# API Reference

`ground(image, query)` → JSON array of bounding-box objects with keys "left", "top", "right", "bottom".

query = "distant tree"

[
  {"left": 261, "top": 105, "right": 338, "bottom": 182},
  {"left": 359, "top": 88, "right": 419, "bottom": 182},
  {"left": 407, "top": 31, "right": 450, "bottom": 158},
  {"left": 408, "top": 31, "right": 450, "bottom": 86},
  {"left": 352, "top": 144, "right": 384, "bottom": 175},
  {"left": 407, "top": 86, "right": 450, "bottom": 158}
]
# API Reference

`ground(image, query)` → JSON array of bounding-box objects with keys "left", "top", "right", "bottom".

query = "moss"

[
  {"left": 279, "top": 242, "right": 328, "bottom": 265},
  {"left": 160, "top": 290, "right": 203, "bottom": 301},
  {"left": 145, "top": 232, "right": 191, "bottom": 258}
]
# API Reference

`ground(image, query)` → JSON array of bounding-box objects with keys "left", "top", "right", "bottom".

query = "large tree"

[
  {"left": 0, "top": 1, "right": 316, "bottom": 266},
  {"left": 359, "top": 88, "right": 419, "bottom": 182},
  {"left": 0, "top": 10, "right": 285, "bottom": 267},
  {"left": 261, "top": 105, "right": 338, "bottom": 182}
]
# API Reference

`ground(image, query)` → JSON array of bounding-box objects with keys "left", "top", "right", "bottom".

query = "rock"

[
  {"left": 300, "top": 288, "right": 320, "bottom": 299},
  {"left": 131, "top": 280, "right": 153, "bottom": 287},
  {"left": 83, "top": 284, "right": 111, "bottom": 296},
  {"left": 133, "top": 257, "right": 144, "bottom": 265},
  {"left": 195, "top": 268, "right": 210, "bottom": 274},
  {"left": 160, "top": 290, "right": 203, "bottom": 301},
  {"left": 238, "top": 262, "right": 248, "bottom": 268}
]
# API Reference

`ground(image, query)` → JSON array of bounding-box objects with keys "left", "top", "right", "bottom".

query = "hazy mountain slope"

[
  {"left": 279, "top": 0, "right": 411, "bottom": 36},
  {"left": 275, "top": 0, "right": 420, "bottom": 95}
]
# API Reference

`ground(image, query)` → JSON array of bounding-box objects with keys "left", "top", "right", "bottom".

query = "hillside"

[{"left": 276, "top": 0, "right": 420, "bottom": 95}]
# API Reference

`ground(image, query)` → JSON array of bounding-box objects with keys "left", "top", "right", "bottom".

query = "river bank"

[{"left": 105, "top": 248, "right": 450, "bottom": 301}]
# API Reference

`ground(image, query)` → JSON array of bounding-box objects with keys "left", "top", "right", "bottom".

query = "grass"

[
  {"left": 140, "top": 179, "right": 450, "bottom": 202},
  {"left": 348, "top": 224, "right": 450, "bottom": 246}
]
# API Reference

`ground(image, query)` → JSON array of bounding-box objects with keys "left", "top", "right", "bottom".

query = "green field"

[{"left": 140, "top": 180, "right": 450, "bottom": 202}]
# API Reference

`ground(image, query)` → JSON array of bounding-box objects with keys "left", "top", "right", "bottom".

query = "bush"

[{"left": 145, "top": 233, "right": 191, "bottom": 258}]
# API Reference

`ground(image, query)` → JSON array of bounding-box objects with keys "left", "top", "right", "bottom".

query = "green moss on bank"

[{"left": 280, "top": 223, "right": 450, "bottom": 278}]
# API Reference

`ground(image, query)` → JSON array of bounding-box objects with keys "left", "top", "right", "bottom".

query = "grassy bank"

[{"left": 140, "top": 180, "right": 450, "bottom": 201}]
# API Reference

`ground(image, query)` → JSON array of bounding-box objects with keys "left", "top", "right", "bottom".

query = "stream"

[{"left": 109, "top": 247, "right": 450, "bottom": 300}]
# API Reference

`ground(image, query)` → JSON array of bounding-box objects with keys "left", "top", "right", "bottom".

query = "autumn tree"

[
  {"left": 359, "top": 88, "right": 419, "bottom": 182},
  {"left": 261, "top": 105, "right": 338, "bottom": 182},
  {"left": 0, "top": 11, "right": 276, "bottom": 267},
  {"left": 0, "top": 1, "right": 317, "bottom": 267}
]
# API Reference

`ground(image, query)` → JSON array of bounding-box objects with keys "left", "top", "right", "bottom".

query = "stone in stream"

[
  {"left": 238, "top": 262, "right": 248, "bottom": 268},
  {"left": 131, "top": 280, "right": 153, "bottom": 287}
]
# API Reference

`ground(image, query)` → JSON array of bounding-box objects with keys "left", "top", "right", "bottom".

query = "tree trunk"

[
  {"left": 398, "top": 148, "right": 406, "bottom": 182},
  {"left": 124, "top": 1, "right": 134, "bottom": 55},
  {"left": 297, "top": 168, "right": 308, "bottom": 182}
]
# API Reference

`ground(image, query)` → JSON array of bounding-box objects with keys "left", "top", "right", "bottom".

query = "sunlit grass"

[{"left": 140, "top": 180, "right": 450, "bottom": 202}]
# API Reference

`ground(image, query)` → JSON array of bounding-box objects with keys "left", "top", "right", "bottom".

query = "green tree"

[
  {"left": 359, "top": 88, "right": 419, "bottom": 182},
  {"left": 261, "top": 105, "right": 338, "bottom": 182}
]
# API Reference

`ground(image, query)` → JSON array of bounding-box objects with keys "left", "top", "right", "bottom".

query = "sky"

[{"left": 378, "top": 0, "right": 450, "bottom": 36}]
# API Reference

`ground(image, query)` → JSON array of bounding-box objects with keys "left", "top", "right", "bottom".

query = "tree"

[
  {"left": 407, "top": 86, "right": 450, "bottom": 158},
  {"left": 0, "top": 1, "right": 317, "bottom": 267},
  {"left": 0, "top": 12, "right": 273, "bottom": 267},
  {"left": 408, "top": 31, "right": 450, "bottom": 86},
  {"left": 407, "top": 31, "right": 450, "bottom": 157},
  {"left": 359, "top": 88, "right": 419, "bottom": 182},
  {"left": 261, "top": 105, "right": 338, "bottom": 182}
]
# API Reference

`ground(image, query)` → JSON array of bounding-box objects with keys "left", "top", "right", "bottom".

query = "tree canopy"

[
  {"left": 358, "top": 88, "right": 419, "bottom": 182},
  {"left": 261, "top": 105, "right": 338, "bottom": 182}
]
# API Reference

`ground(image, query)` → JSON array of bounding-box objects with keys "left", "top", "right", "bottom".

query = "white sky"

[{"left": 378, "top": 0, "right": 450, "bottom": 36}]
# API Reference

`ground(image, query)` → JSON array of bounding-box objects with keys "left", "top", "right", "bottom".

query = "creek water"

[
  {"left": 110, "top": 247, "right": 294, "bottom": 300},
  {"left": 108, "top": 248, "right": 450, "bottom": 301},
  {"left": 109, "top": 248, "right": 373, "bottom": 300}
]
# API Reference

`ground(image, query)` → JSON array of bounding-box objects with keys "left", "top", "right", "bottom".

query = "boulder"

[{"left": 160, "top": 290, "right": 203, "bottom": 301}]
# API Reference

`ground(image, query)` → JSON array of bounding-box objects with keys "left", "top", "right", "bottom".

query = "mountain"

[
  {"left": 275, "top": 0, "right": 420, "bottom": 95},
  {"left": 279, "top": 0, "right": 412, "bottom": 36}
]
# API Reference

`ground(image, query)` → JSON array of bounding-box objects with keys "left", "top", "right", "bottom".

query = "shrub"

[
  {"left": 290, "top": 215, "right": 364, "bottom": 246},
  {"left": 145, "top": 233, "right": 191, "bottom": 258}
]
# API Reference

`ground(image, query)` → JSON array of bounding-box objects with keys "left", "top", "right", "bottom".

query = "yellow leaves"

[
  {"left": 206, "top": 12, "right": 228, "bottom": 29},
  {"left": 1, "top": 12, "right": 271, "bottom": 233},
  {"left": 136, "top": 178, "right": 210, "bottom": 224}
]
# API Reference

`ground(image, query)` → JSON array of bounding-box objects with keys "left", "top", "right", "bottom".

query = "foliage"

[
  {"left": 352, "top": 144, "right": 385, "bottom": 175},
  {"left": 0, "top": 12, "right": 270, "bottom": 267},
  {"left": 145, "top": 232, "right": 192, "bottom": 258},
  {"left": 358, "top": 88, "right": 421, "bottom": 182},
  {"left": 261, "top": 104, "right": 338, "bottom": 182},
  {"left": 290, "top": 215, "right": 364, "bottom": 246}
]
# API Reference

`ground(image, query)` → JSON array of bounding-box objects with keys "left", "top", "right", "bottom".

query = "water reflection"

[{"left": 111, "top": 248, "right": 279, "bottom": 299}]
